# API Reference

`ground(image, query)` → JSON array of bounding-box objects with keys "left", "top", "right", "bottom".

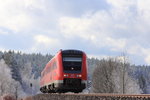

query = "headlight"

[
  {"left": 77, "top": 75, "right": 82, "bottom": 77},
  {"left": 64, "top": 74, "right": 69, "bottom": 77}
]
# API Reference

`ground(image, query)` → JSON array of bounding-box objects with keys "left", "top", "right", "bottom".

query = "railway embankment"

[{"left": 31, "top": 93, "right": 150, "bottom": 100}]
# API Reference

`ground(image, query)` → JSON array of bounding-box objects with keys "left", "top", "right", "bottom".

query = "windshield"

[{"left": 63, "top": 57, "right": 82, "bottom": 73}]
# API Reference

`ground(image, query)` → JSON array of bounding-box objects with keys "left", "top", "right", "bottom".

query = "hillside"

[{"left": 0, "top": 50, "right": 150, "bottom": 99}]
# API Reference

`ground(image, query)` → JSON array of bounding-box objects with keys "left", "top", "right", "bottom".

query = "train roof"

[{"left": 61, "top": 49, "right": 84, "bottom": 54}]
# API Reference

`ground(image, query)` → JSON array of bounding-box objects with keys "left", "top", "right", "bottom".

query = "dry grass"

[
  {"left": 23, "top": 96, "right": 32, "bottom": 100},
  {"left": 17, "top": 98, "right": 23, "bottom": 100},
  {"left": 1, "top": 94, "right": 16, "bottom": 100}
]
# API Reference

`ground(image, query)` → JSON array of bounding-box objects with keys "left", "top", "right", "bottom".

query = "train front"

[{"left": 59, "top": 50, "right": 87, "bottom": 93}]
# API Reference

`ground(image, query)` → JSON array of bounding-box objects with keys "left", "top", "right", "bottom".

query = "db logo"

[{"left": 70, "top": 74, "right": 75, "bottom": 77}]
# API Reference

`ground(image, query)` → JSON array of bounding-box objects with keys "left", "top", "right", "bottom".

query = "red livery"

[{"left": 40, "top": 49, "right": 87, "bottom": 93}]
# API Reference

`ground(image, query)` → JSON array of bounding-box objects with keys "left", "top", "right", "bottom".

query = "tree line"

[
  {"left": 0, "top": 50, "right": 150, "bottom": 99},
  {"left": 91, "top": 55, "right": 150, "bottom": 94},
  {"left": 0, "top": 50, "right": 53, "bottom": 99}
]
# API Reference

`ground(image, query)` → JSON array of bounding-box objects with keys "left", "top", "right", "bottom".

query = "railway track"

[{"left": 32, "top": 93, "right": 150, "bottom": 100}]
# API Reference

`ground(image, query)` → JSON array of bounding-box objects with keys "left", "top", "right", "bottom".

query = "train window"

[
  {"left": 44, "top": 60, "right": 57, "bottom": 76},
  {"left": 50, "top": 74, "right": 52, "bottom": 80},
  {"left": 47, "top": 67, "right": 50, "bottom": 73},
  {"left": 41, "top": 73, "right": 44, "bottom": 78},
  {"left": 54, "top": 61, "right": 57, "bottom": 69},
  {"left": 52, "top": 62, "right": 54, "bottom": 71},
  {"left": 52, "top": 61, "right": 57, "bottom": 70},
  {"left": 63, "top": 57, "right": 82, "bottom": 73},
  {"left": 43, "top": 72, "right": 45, "bottom": 77},
  {"left": 63, "top": 57, "right": 82, "bottom": 62}
]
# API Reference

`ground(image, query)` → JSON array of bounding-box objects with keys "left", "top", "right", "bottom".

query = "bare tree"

[
  {"left": 0, "top": 59, "right": 25, "bottom": 98},
  {"left": 21, "top": 62, "right": 40, "bottom": 95},
  {"left": 112, "top": 54, "right": 141, "bottom": 94},
  {"left": 92, "top": 58, "right": 118, "bottom": 93},
  {"left": 92, "top": 56, "right": 141, "bottom": 94},
  {"left": 0, "top": 59, "right": 12, "bottom": 95},
  {"left": 119, "top": 53, "right": 130, "bottom": 94},
  {"left": 13, "top": 81, "right": 20, "bottom": 99}
]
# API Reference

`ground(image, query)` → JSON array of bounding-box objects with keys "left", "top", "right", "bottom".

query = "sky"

[{"left": 0, "top": 0, "right": 150, "bottom": 65}]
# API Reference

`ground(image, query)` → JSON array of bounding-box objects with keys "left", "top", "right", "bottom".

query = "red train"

[{"left": 40, "top": 49, "right": 87, "bottom": 93}]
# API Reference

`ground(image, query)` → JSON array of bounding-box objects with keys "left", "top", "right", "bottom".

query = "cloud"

[
  {"left": 107, "top": 0, "right": 135, "bottom": 9},
  {"left": 59, "top": 11, "right": 127, "bottom": 52},
  {"left": 34, "top": 35, "right": 55, "bottom": 45},
  {"left": 145, "top": 56, "right": 150, "bottom": 65},
  {"left": 127, "top": 45, "right": 142, "bottom": 55},
  {"left": 30, "top": 34, "right": 61, "bottom": 53},
  {"left": 137, "top": 0, "right": 150, "bottom": 11},
  {"left": 0, "top": 28, "right": 9, "bottom": 35},
  {"left": 0, "top": 0, "right": 150, "bottom": 64},
  {"left": 58, "top": 0, "right": 150, "bottom": 64},
  {"left": 126, "top": 45, "right": 150, "bottom": 64},
  {"left": 141, "top": 48, "right": 150, "bottom": 65},
  {"left": 0, "top": 0, "right": 47, "bottom": 33}
]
